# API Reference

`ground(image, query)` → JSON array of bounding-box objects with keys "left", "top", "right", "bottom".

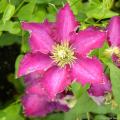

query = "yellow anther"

[{"left": 51, "top": 42, "right": 76, "bottom": 67}]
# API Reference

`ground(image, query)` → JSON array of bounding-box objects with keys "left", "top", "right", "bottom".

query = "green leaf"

[
  {"left": 7, "top": 73, "right": 24, "bottom": 93},
  {"left": 21, "top": 32, "right": 30, "bottom": 53},
  {"left": 0, "top": 20, "right": 21, "bottom": 34},
  {"left": 15, "top": 54, "right": 24, "bottom": 78},
  {"left": 64, "top": 92, "right": 120, "bottom": 120},
  {"left": 71, "top": 82, "right": 89, "bottom": 98},
  {"left": 2, "top": 4, "right": 15, "bottom": 23},
  {"left": 67, "top": 0, "right": 82, "bottom": 15},
  {"left": 86, "top": 4, "right": 118, "bottom": 19},
  {"left": 2, "top": 103, "right": 24, "bottom": 120},
  {"left": 0, "top": 111, "right": 6, "bottom": 120},
  {"left": 46, "top": 4, "right": 57, "bottom": 22},
  {"left": 17, "top": 0, "right": 36, "bottom": 21},
  {"left": 0, "top": 0, "right": 8, "bottom": 13},
  {"left": 26, "top": 0, "right": 66, "bottom": 5},
  {"left": 108, "top": 63, "right": 120, "bottom": 104},
  {"left": 0, "top": 33, "right": 21, "bottom": 47},
  {"left": 31, "top": 7, "right": 47, "bottom": 22},
  {"left": 94, "top": 115, "right": 109, "bottom": 120},
  {"left": 42, "top": 113, "right": 64, "bottom": 120},
  {"left": 103, "top": 0, "right": 114, "bottom": 9}
]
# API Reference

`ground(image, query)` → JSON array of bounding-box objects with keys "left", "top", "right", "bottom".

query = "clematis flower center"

[
  {"left": 104, "top": 47, "right": 120, "bottom": 57},
  {"left": 51, "top": 42, "right": 76, "bottom": 67}
]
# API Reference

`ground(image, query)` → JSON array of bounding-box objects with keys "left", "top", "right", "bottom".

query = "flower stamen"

[
  {"left": 51, "top": 42, "right": 76, "bottom": 67},
  {"left": 104, "top": 47, "right": 120, "bottom": 58}
]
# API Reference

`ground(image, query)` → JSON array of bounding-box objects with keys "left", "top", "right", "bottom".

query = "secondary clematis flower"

[
  {"left": 22, "top": 71, "right": 69, "bottom": 117},
  {"left": 88, "top": 75, "right": 111, "bottom": 96},
  {"left": 18, "top": 3, "right": 106, "bottom": 99},
  {"left": 88, "top": 75, "right": 111, "bottom": 105},
  {"left": 106, "top": 16, "right": 120, "bottom": 67}
]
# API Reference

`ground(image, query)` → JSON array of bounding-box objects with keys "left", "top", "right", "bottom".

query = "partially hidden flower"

[
  {"left": 22, "top": 71, "right": 69, "bottom": 117},
  {"left": 106, "top": 16, "right": 120, "bottom": 67},
  {"left": 88, "top": 75, "right": 111, "bottom": 97},
  {"left": 18, "top": 3, "right": 106, "bottom": 99},
  {"left": 88, "top": 75, "right": 111, "bottom": 105}
]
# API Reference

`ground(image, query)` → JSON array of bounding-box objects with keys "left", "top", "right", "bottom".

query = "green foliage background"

[{"left": 0, "top": 0, "right": 120, "bottom": 120}]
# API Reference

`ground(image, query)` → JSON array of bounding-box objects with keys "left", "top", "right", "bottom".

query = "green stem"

[
  {"left": 87, "top": 112, "right": 90, "bottom": 120},
  {"left": 14, "top": 0, "right": 25, "bottom": 14}
]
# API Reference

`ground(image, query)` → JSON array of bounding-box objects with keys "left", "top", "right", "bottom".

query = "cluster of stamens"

[
  {"left": 104, "top": 47, "right": 120, "bottom": 63},
  {"left": 51, "top": 42, "right": 76, "bottom": 67}
]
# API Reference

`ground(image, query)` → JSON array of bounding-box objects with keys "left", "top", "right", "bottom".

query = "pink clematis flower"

[
  {"left": 88, "top": 75, "right": 111, "bottom": 105},
  {"left": 18, "top": 4, "right": 106, "bottom": 99},
  {"left": 22, "top": 71, "right": 69, "bottom": 117},
  {"left": 88, "top": 75, "right": 111, "bottom": 97},
  {"left": 107, "top": 16, "right": 120, "bottom": 67}
]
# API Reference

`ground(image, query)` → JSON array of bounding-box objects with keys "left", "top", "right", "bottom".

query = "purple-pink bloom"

[
  {"left": 107, "top": 16, "right": 120, "bottom": 47},
  {"left": 88, "top": 75, "right": 111, "bottom": 96},
  {"left": 18, "top": 4, "right": 106, "bottom": 99},
  {"left": 22, "top": 72, "right": 69, "bottom": 117},
  {"left": 107, "top": 16, "right": 120, "bottom": 67}
]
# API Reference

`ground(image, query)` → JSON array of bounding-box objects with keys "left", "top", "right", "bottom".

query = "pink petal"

[
  {"left": 21, "top": 20, "right": 54, "bottom": 36},
  {"left": 71, "top": 30, "right": 106, "bottom": 56},
  {"left": 71, "top": 57, "right": 104, "bottom": 85},
  {"left": 18, "top": 52, "right": 53, "bottom": 77},
  {"left": 29, "top": 29, "right": 54, "bottom": 54},
  {"left": 24, "top": 71, "right": 42, "bottom": 86},
  {"left": 56, "top": 4, "right": 78, "bottom": 42},
  {"left": 21, "top": 21, "right": 55, "bottom": 53},
  {"left": 26, "top": 83, "right": 48, "bottom": 97},
  {"left": 22, "top": 94, "right": 53, "bottom": 117},
  {"left": 88, "top": 75, "right": 111, "bottom": 96},
  {"left": 41, "top": 66, "right": 72, "bottom": 99},
  {"left": 107, "top": 16, "right": 120, "bottom": 47}
]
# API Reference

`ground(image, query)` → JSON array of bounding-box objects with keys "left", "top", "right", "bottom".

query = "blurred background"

[{"left": 0, "top": 0, "right": 120, "bottom": 119}]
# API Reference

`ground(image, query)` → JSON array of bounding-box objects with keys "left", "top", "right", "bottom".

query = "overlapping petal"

[
  {"left": 21, "top": 20, "right": 55, "bottom": 35},
  {"left": 26, "top": 83, "right": 48, "bottom": 97},
  {"left": 71, "top": 30, "right": 106, "bottom": 56},
  {"left": 22, "top": 81, "right": 69, "bottom": 117},
  {"left": 56, "top": 4, "right": 78, "bottom": 42},
  {"left": 71, "top": 57, "right": 104, "bottom": 85},
  {"left": 88, "top": 75, "right": 111, "bottom": 96},
  {"left": 18, "top": 53, "right": 53, "bottom": 77},
  {"left": 24, "top": 71, "right": 42, "bottom": 86},
  {"left": 41, "top": 66, "right": 72, "bottom": 99},
  {"left": 107, "top": 16, "right": 120, "bottom": 47},
  {"left": 22, "top": 94, "right": 54, "bottom": 117}
]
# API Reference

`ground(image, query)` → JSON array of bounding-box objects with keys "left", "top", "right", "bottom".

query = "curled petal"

[
  {"left": 41, "top": 66, "right": 72, "bottom": 99},
  {"left": 88, "top": 75, "right": 111, "bottom": 96},
  {"left": 22, "top": 94, "right": 54, "bottom": 117},
  {"left": 71, "top": 57, "right": 104, "bottom": 85},
  {"left": 24, "top": 71, "right": 42, "bottom": 86},
  {"left": 56, "top": 4, "right": 78, "bottom": 42},
  {"left": 107, "top": 16, "right": 120, "bottom": 47},
  {"left": 71, "top": 30, "right": 106, "bottom": 56},
  {"left": 18, "top": 53, "right": 53, "bottom": 77}
]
